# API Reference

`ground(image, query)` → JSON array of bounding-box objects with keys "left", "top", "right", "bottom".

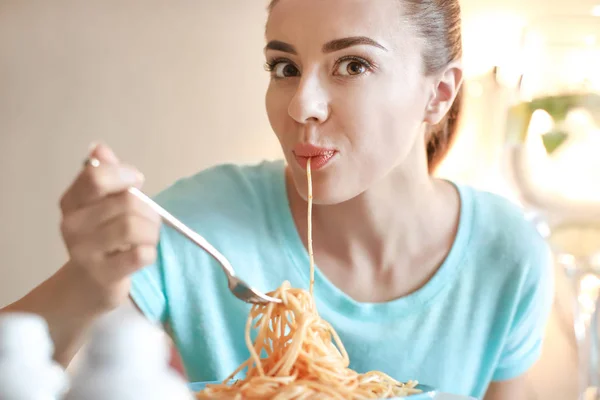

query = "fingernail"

[
  {"left": 120, "top": 168, "right": 144, "bottom": 184},
  {"left": 88, "top": 141, "right": 99, "bottom": 152}
]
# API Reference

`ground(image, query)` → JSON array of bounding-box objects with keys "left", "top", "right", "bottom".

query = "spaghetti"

[{"left": 195, "top": 160, "right": 421, "bottom": 399}]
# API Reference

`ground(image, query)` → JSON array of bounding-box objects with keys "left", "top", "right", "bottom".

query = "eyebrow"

[
  {"left": 264, "top": 36, "right": 388, "bottom": 55},
  {"left": 322, "top": 36, "right": 388, "bottom": 53},
  {"left": 265, "top": 40, "right": 297, "bottom": 54}
]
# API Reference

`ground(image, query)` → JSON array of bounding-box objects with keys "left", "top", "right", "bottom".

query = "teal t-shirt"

[{"left": 130, "top": 160, "right": 554, "bottom": 399}]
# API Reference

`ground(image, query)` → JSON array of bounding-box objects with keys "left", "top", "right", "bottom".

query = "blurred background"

[{"left": 1, "top": 0, "right": 599, "bottom": 398}]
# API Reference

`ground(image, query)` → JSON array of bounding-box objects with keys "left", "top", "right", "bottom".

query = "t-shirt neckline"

[{"left": 266, "top": 160, "right": 474, "bottom": 320}]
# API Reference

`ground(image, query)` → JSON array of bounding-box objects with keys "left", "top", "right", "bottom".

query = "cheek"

[
  {"left": 336, "top": 84, "right": 422, "bottom": 160},
  {"left": 329, "top": 79, "right": 427, "bottom": 201},
  {"left": 266, "top": 84, "right": 293, "bottom": 142}
]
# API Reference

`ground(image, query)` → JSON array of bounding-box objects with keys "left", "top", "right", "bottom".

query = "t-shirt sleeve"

[
  {"left": 129, "top": 228, "right": 169, "bottom": 325},
  {"left": 492, "top": 239, "right": 555, "bottom": 381}
]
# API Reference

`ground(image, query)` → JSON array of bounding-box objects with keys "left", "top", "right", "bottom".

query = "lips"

[{"left": 293, "top": 143, "right": 337, "bottom": 170}]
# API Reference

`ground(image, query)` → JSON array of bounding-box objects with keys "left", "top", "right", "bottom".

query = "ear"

[{"left": 423, "top": 61, "right": 464, "bottom": 125}]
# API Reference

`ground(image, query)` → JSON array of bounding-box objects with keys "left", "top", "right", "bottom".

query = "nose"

[{"left": 287, "top": 74, "right": 330, "bottom": 124}]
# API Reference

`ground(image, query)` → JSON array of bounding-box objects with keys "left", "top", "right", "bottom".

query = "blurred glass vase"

[{"left": 505, "top": 90, "right": 600, "bottom": 400}]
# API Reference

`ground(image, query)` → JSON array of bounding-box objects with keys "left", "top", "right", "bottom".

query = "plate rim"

[{"left": 189, "top": 381, "right": 437, "bottom": 398}]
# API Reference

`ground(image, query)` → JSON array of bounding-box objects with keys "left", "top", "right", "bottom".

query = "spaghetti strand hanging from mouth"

[{"left": 307, "top": 158, "right": 315, "bottom": 296}]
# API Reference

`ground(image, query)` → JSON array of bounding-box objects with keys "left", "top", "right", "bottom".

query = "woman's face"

[{"left": 265, "top": 0, "right": 433, "bottom": 204}]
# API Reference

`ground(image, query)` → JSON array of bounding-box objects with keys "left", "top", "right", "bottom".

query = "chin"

[{"left": 289, "top": 166, "right": 360, "bottom": 206}]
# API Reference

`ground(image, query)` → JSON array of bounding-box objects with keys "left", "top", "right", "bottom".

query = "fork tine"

[
  {"left": 249, "top": 291, "right": 281, "bottom": 305},
  {"left": 230, "top": 280, "right": 281, "bottom": 305},
  {"left": 244, "top": 289, "right": 281, "bottom": 305}
]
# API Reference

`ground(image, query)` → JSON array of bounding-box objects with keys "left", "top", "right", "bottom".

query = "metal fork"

[{"left": 85, "top": 157, "right": 281, "bottom": 305}]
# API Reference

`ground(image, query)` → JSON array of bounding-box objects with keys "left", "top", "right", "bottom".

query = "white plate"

[{"left": 188, "top": 381, "right": 437, "bottom": 399}]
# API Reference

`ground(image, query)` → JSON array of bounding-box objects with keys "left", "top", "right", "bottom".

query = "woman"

[{"left": 2, "top": 0, "right": 554, "bottom": 398}]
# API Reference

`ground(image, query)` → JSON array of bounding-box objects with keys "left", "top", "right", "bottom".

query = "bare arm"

[
  {"left": 483, "top": 376, "right": 529, "bottom": 400},
  {"left": 1, "top": 262, "right": 143, "bottom": 368},
  {"left": 1, "top": 144, "right": 160, "bottom": 368}
]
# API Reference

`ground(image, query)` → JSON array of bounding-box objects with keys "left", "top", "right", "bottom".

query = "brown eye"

[
  {"left": 336, "top": 60, "right": 367, "bottom": 76},
  {"left": 273, "top": 62, "right": 300, "bottom": 78}
]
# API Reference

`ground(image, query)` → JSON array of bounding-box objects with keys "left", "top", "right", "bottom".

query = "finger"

[
  {"left": 88, "top": 142, "right": 120, "bottom": 165},
  {"left": 61, "top": 191, "right": 160, "bottom": 241},
  {"left": 68, "top": 214, "right": 159, "bottom": 266},
  {"left": 104, "top": 245, "right": 158, "bottom": 281},
  {"left": 60, "top": 163, "right": 144, "bottom": 213},
  {"left": 94, "top": 215, "right": 160, "bottom": 255}
]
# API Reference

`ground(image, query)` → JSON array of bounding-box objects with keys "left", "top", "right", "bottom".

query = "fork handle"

[{"left": 127, "top": 187, "right": 237, "bottom": 277}]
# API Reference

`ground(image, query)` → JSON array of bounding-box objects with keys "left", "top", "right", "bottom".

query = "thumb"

[{"left": 88, "top": 142, "right": 120, "bottom": 165}]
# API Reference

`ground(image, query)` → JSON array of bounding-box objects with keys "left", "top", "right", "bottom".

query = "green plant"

[{"left": 506, "top": 93, "right": 600, "bottom": 154}]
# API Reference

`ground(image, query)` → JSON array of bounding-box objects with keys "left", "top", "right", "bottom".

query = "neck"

[{"left": 287, "top": 147, "right": 459, "bottom": 275}]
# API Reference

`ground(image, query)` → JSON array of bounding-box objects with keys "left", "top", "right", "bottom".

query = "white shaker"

[
  {"left": 65, "top": 307, "right": 193, "bottom": 400},
  {"left": 0, "top": 312, "right": 69, "bottom": 400}
]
